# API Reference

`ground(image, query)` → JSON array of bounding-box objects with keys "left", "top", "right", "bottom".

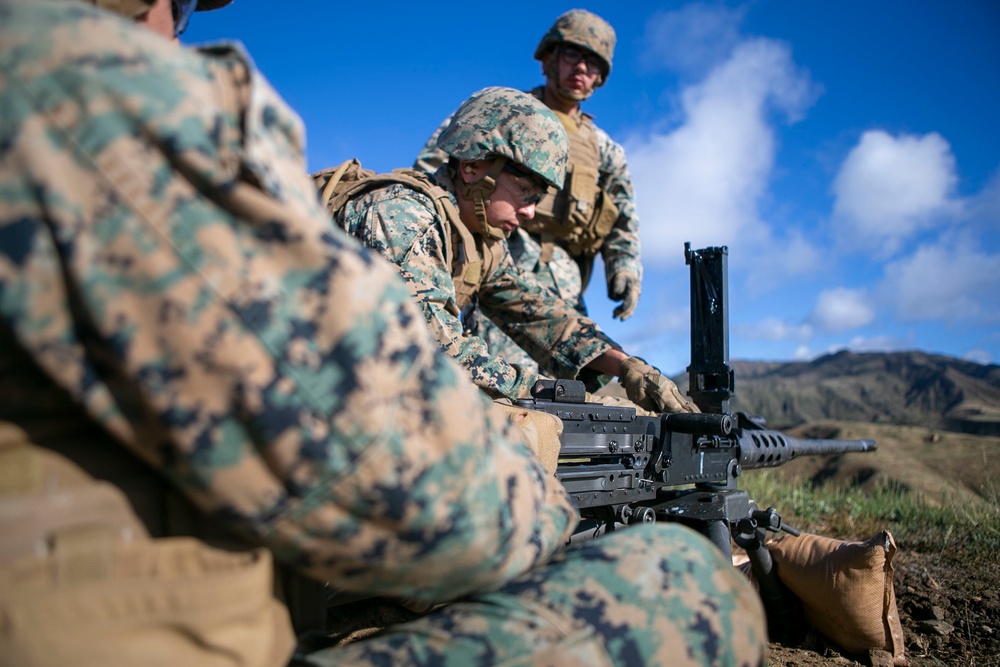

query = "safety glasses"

[
  {"left": 501, "top": 163, "right": 546, "bottom": 207},
  {"left": 558, "top": 45, "right": 603, "bottom": 75}
]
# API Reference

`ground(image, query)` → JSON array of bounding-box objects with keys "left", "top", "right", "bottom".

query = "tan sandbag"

[
  {"left": 767, "top": 530, "right": 907, "bottom": 665},
  {"left": 490, "top": 401, "right": 563, "bottom": 475}
]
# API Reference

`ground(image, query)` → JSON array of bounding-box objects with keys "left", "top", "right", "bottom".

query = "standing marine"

[{"left": 415, "top": 10, "right": 643, "bottom": 374}]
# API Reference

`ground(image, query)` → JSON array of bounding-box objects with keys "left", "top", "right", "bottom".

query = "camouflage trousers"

[
  {"left": 304, "top": 523, "right": 767, "bottom": 667},
  {"left": 474, "top": 229, "right": 585, "bottom": 377}
]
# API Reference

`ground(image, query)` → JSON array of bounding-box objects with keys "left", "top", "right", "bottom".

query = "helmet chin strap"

[{"left": 458, "top": 157, "right": 509, "bottom": 240}]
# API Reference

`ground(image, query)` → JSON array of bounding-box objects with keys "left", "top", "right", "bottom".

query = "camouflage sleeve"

[
  {"left": 595, "top": 124, "right": 643, "bottom": 284},
  {"left": 479, "top": 248, "right": 620, "bottom": 383},
  {"left": 0, "top": 0, "right": 576, "bottom": 603},
  {"left": 336, "top": 186, "right": 538, "bottom": 400},
  {"left": 412, "top": 114, "right": 453, "bottom": 176}
]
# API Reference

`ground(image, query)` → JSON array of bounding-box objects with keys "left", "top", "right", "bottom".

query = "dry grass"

[{"left": 742, "top": 468, "right": 1000, "bottom": 589}]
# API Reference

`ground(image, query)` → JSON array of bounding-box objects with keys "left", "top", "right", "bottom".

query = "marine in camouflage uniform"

[
  {"left": 0, "top": 1, "right": 766, "bottom": 665},
  {"left": 415, "top": 10, "right": 642, "bottom": 377},
  {"left": 328, "top": 87, "right": 690, "bottom": 413}
]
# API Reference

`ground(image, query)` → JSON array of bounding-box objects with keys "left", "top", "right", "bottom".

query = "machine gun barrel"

[{"left": 737, "top": 425, "right": 877, "bottom": 470}]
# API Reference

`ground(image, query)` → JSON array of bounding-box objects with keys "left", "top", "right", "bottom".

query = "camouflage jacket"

[
  {"left": 414, "top": 86, "right": 642, "bottom": 284},
  {"left": 0, "top": 0, "right": 576, "bottom": 604},
  {"left": 335, "top": 168, "right": 620, "bottom": 400}
]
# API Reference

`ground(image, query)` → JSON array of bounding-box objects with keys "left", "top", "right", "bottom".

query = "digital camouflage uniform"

[{"left": 0, "top": 2, "right": 766, "bottom": 665}]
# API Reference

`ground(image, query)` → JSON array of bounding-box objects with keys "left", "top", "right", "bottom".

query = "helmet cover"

[
  {"left": 436, "top": 86, "right": 569, "bottom": 189},
  {"left": 534, "top": 9, "right": 616, "bottom": 80}
]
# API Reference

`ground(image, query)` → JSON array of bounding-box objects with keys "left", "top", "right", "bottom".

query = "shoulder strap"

[
  {"left": 314, "top": 158, "right": 378, "bottom": 214},
  {"left": 314, "top": 162, "right": 482, "bottom": 288}
]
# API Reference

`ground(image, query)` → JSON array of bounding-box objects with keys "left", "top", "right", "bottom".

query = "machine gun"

[{"left": 516, "top": 244, "right": 876, "bottom": 634}]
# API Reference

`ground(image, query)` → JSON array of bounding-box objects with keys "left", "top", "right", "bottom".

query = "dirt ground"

[
  {"left": 767, "top": 548, "right": 1000, "bottom": 667},
  {"left": 764, "top": 421, "right": 1000, "bottom": 665}
]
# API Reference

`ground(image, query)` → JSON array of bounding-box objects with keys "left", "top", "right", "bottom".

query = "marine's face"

[
  {"left": 135, "top": 0, "right": 177, "bottom": 39},
  {"left": 484, "top": 167, "right": 546, "bottom": 235},
  {"left": 458, "top": 160, "right": 546, "bottom": 236},
  {"left": 547, "top": 45, "right": 602, "bottom": 101}
]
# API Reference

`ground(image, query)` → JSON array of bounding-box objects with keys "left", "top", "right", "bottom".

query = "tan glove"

[
  {"left": 489, "top": 401, "right": 563, "bottom": 475},
  {"left": 609, "top": 271, "right": 641, "bottom": 321},
  {"left": 619, "top": 356, "right": 700, "bottom": 414}
]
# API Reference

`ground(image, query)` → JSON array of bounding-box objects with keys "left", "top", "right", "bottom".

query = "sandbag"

[{"left": 764, "top": 530, "right": 907, "bottom": 665}]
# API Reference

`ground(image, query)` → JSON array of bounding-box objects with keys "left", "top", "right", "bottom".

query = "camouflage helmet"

[
  {"left": 534, "top": 9, "right": 616, "bottom": 81},
  {"left": 88, "top": 0, "right": 232, "bottom": 19},
  {"left": 193, "top": 0, "right": 233, "bottom": 8},
  {"left": 436, "top": 86, "right": 569, "bottom": 190}
]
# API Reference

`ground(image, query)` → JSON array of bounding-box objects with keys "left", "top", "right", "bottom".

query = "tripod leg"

[
  {"left": 703, "top": 519, "right": 733, "bottom": 558},
  {"left": 735, "top": 527, "right": 807, "bottom": 643}
]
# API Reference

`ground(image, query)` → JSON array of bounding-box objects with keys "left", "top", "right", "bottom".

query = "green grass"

[{"left": 741, "top": 471, "right": 1000, "bottom": 580}]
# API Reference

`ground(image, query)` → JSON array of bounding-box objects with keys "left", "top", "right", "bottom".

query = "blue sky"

[{"left": 188, "top": 1, "right": 1000, "bottom": 376}]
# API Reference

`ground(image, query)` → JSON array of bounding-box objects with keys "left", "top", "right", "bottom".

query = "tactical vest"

[
  {"left": 521, "top": 109, "right": 620, "bottom": 266},
  {"left": 315, "top": 160, "right": 504, "bottom": 314}
]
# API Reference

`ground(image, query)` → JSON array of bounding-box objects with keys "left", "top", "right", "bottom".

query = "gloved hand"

[
  {"left": 609, "top": 271, "right": 641, "bottom": 321},
  {"left": 490, "top": 400, "right": 563, "bottom": 475},
  {"left": 619, "top": 356, "right": 700, "bottom": 414}
]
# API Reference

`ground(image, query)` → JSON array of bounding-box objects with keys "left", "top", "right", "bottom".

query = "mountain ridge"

[{"left": 673, "top": 350, "right": 1000, "bottom": 435}]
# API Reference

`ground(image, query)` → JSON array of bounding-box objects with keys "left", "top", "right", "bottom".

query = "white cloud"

[
  {"left": 735, "top": 317, "right": 812, "bottom": 343},
  {"left": 842, "top": 334, "right": 915, "bottom": 354},
  {"left": 641, "top": 4, "right": 746, "bottom": 76},
  {"left": 792, "top": 345, "right": 812, "bottom": 361},
  {"left": 879, "top": 239, "right": 1000, "bottom": 323},
  {"left": 611, "top": 304, "right": 693, "bottom": 375},
  {"left": 807, "top": 287, "right": 875, "bottom": 333},
  {"left": 741, "top": 229, "right": 825, "bottom": 294},
  {"left": 969, "top": 167, "right": 1000, "bottom": 234},
  {"left": 628, "top": 38, "right": 817, "bottom": 262},
  {"left": 964, "top": 348, "right": 993, "bottom": 365},
  {"left": 832, "top": 130, "right": 961, "bottom": 255},
  {"left": 794, "top": 333, "right": 916, "bottom": 362},
  {"left": 616, "top": 305, "right": 689, "bottom": 344}
]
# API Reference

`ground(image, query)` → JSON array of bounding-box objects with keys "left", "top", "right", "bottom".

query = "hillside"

[
  {"left": 762, "top": 419, "right": 999, "bottom": 508},
  {"left": 674, "top": 350, "right": 1000, "bottom": 436}
]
